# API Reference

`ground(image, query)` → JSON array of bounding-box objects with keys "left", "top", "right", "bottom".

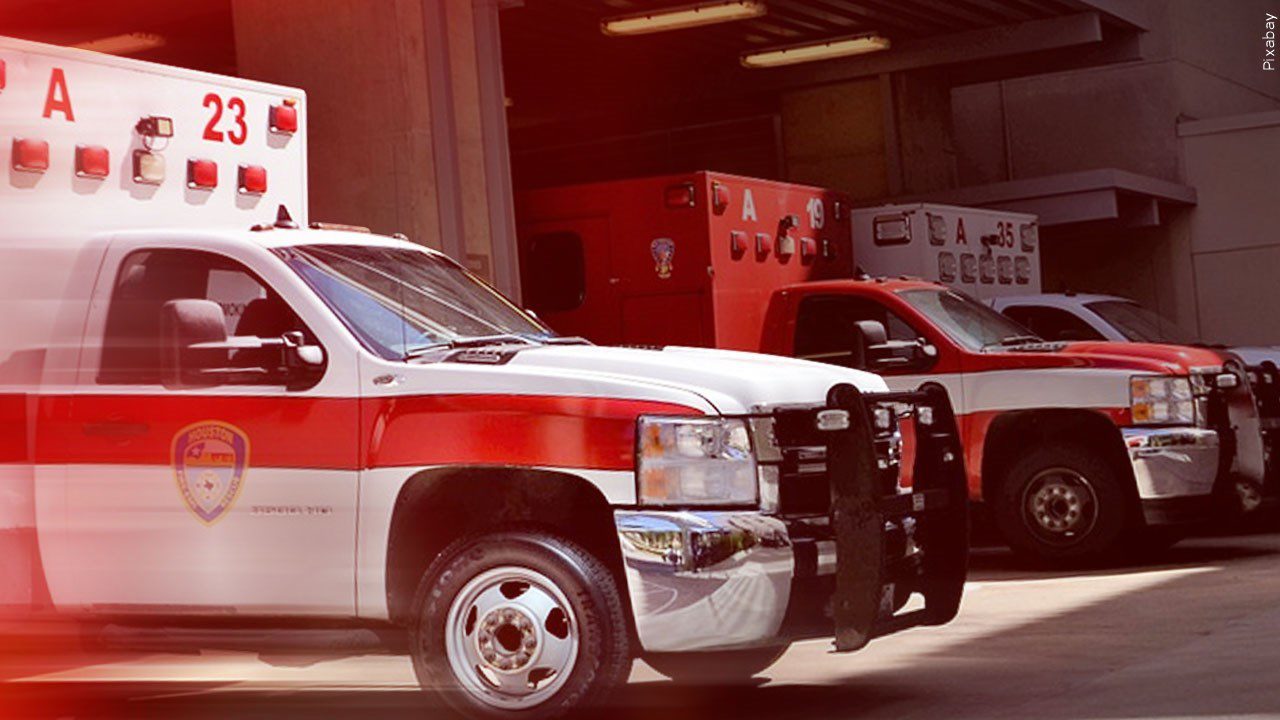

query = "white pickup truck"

[{"left": 0, "top": 36, "right": 969, "bottom": 719}]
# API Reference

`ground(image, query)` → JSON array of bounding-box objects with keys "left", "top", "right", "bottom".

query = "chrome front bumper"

[
  {"left": 615, "top": 510, "right": 811, "bottom": 653},
  {"left": 1123, "top": 426, "right": 1220, "bottom": 501}
]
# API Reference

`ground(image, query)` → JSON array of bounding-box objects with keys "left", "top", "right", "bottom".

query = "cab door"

[
  {"left": 789, "top": 291, "right": 965, "bottom": 405},
  {"left": 56, "top": 245, "right": 359, "bottom": 616}
]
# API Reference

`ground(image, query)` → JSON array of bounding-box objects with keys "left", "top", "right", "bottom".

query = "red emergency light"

[
  {"left": 664, "top": 182, "right": 695, "bottom": 209},
  {"left": 12, "top": 138, "right": 49, "bottom": 173},
  {"left": 186, "top": 158, "right": 218, "bottom": 189},
  {"left": 711, "top": 181, "right": 730, "bottom": 215},
  {"left": 270, "top": 102, "right": 298, "bottom": 134},
  {"left": 238, "top": 164, "right": 267, "bottom": 195},
  {"left": 75, "top": 145, "right": 110, "bottom": 179}
]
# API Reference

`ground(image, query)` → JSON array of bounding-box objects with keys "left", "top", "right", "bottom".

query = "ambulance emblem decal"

[
  {"left": 651, "top": 237, "right": 675, "bottom": 279},
  {"left": 172, "top": 421, "right": 250, "bottom": 525}
]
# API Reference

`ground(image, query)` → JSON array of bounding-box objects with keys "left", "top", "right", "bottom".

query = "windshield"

[
  {"left": 277, "top": 244, "right": 552, "bottom": 360},
  {"left": 1086, "top": 300, "right": 1194, "bottom": 345},
  {"left": 898, "top": 288, "right": 1041, "bottom": 351}
]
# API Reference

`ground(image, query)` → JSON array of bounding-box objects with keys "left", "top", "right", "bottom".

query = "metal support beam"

[
  {"left": 473, "top": 0, "right": 523, "bottom": 301},
  {"left": 422, "top": 0, "right": 468, "bottom": 264}
]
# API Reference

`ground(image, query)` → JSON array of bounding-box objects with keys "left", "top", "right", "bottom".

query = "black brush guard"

[{"left": 822, "top": 382, "right": 968, "bottom": 652}]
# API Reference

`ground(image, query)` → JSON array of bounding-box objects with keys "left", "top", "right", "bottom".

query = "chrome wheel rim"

[
  {"left": 1022, "top": 467, "right": 1099, "bottom": 546},
  {"left": 445, "top": 566, "right": 579, "bottom": 710}
]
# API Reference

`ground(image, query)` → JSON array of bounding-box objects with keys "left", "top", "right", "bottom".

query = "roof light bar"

[
  {"left": 602, "top": 0, "right": 765, "bottom": 36},
  {"left": 741, "top": 33, "right": 890, "bottom": 69},
  {"left": 73, "top": 32, "right": 166, "bottom": 55}
]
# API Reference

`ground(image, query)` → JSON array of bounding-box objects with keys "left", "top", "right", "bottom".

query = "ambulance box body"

[
  {"left": 851, "top": 203, "right": 1041, "bottom": 301},
  {"left": 0, "top": 34, "right": 307, "bottom": 389},
  {"left": 517, "top": 171, "right": 854, "bottom": 352}
]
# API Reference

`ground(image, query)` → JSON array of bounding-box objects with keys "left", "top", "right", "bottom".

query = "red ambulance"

[
  {"left": 0, "top": 38, "right": 968, "bottom": 719},
  {"left": 518, "top": 171, "right": 1237, "bottom": 563}
]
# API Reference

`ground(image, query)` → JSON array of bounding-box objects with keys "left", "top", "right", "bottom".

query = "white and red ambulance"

[
  {"left": 852, "top": 203, "right": 1040, "bottom": 302},
  {"left": 518, "top": 172, "right": 1238, "bottom": 564},
  {"left": 0, "top": 38, "right": 969, "bottom": 719}
]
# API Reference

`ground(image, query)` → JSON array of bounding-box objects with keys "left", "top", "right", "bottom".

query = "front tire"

[
  {"left": 645, "top": 645, "right": 789, "bottom": 685},
  {"left": 994, "top": 443, "right": 1132, "bottom": 563},
  {"left": 411, "top": 532, "right": 631, "bottom": 720}
]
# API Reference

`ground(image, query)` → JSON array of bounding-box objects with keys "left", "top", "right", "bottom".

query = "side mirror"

[
  {"left": 855, "top": 320, "right": 936, "bottom": 373},
  {"left": 160, "top": 300, "right": 326, "bottom": 389},
  {"left": 160, "top": 299, "right": 230, "bottom": 388},
  {"left": 282, "top": 330, "right": 325, "bottom": 369}
]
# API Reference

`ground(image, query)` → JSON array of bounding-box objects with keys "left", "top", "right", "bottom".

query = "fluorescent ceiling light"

[
  {"left": 602, "top": 0, "right": 766, "bottom": 36},
  {"left": 73, "top": 33, "right": 166, "bottom": 55},
  {"left": 741, "top": 33, "right": 891, "bottom": 68}
]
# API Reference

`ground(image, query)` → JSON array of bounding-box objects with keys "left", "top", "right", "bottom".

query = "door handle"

[{"left": 82, "top": 421, "right": 150, "bottom": 438}]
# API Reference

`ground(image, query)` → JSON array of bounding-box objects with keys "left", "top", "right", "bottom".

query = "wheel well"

[
  {"left": 980, "top": 410, "right": 1135, "bottom": 505},
  {"left": 384, "top": 467, "right": 629, "bottom": 630}
]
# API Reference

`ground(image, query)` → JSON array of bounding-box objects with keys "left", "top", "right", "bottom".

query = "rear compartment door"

[{"left": 520, "top": 217, "right": 622, "bottom": 345}]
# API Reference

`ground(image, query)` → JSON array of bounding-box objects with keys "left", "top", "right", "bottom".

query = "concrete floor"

[{"left": 5, "top": 533, "right": 1280, "bottom": 719}]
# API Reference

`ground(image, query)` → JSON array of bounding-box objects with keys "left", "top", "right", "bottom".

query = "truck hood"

[
  {"left": 981, "top": 340, "right": 1223, "bottom": 374},
  {"left": 507, "top": 344, "right": 889, "bottom": 415},
  {"left": 1060, "top": 341, "right": 1226, "bottom": 374}
]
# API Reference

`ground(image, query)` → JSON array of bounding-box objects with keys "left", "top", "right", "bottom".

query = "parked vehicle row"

[
  {"left": 0, "top": 36, "right": 967, "bottom": 720},
  {"left": 518, "top": 174, "right": 1268, "bottom": 562}
]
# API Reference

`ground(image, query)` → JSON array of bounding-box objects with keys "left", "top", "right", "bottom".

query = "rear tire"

[
  {"left": 645, "top": 645, "right": 789, "bottom": 685},
  {"left": 994, "top": 443, "right": 1132, "bottom": 564},
  {"left": 410, "top": 531, "right": 631, "bottom": 720}
]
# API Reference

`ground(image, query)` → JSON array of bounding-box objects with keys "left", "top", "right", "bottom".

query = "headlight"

[
  {"left": 637, "top": 416, "right": 757, "bottom": 506},
  {"left": 1130, "top": 376, "right": 1195, "bottom": 425}
]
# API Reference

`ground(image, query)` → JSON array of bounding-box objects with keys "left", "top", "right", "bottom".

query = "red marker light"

[
  {"left": 12, "top": 138, "right": 49, "bottom": 172},
  {"left": 270, "top": 103, "right": 298, "bottom": 134},
  {"left": 711, "top": 182, "right": 730, "bottom": 214},
  {"left": 238, "top": 164, "right": 267, "bottom": 194},
  {"left": 664, "top": 182, "right": 695, "bottom": 209},
  {"left": 186, "top": 158, "right": 218, "bottom": 189},
  {"left": 0, "top": 59, "right": 6, "bottom": 92},
  {"left": 75, "top": 145, "right": 110, "bottom": 179},
  {"left": 755, "top": 232, "right": 772, "bottom": 256},
  {"left": 729, "top": 230, "right": 748, "bottom": 257}
]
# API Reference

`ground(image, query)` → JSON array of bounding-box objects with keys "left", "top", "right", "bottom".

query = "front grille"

[
  {"left": 1246, "top": 363, "right": 1280, "bottom": 420},
  {"left": 770, "top": 402, "right": 902, "bottom": 517}
]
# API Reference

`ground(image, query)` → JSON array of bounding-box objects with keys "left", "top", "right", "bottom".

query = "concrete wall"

[
  {"left": 230, "top": 0, "right": 519, "bottom": 294},
  {"left": 1180, "top": 113, "right": 1280, "bottom": 345},
  {"left": 947, "top": 1, "right": 1280, "bottom": 341},
  {"left": 781, "top": 78, "right": 889, "bottom": 201}
]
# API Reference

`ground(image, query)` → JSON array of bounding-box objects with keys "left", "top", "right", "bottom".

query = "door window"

[
  {"left": 794, "top": 295, "right": 922, "bottom": 371},
  {"left": 98, "top": 249, "right": 316, "bottom": 385},
  {"left": 1002, "top": 305, "right": 1104, "bottom": 342},
  {"left": 522, "top": 231, "right": 586, "bottom": 314}
]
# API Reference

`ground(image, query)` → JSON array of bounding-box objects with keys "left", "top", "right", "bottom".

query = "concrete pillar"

[{"left": 231, "top": 0, "right": 521, "bottom": 299}]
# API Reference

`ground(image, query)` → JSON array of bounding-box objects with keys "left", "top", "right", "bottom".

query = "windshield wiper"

[
  {"left": 981, "top": 335, "right": 1044, "bottom": 351},
  {"left": 403, "top": 333, "right": 540, "bottom": 360}
]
